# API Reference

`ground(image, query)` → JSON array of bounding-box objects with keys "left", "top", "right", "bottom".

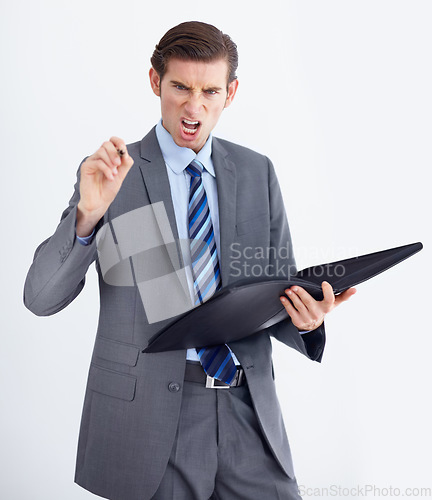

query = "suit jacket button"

[{"left": 168, "top": 382, "right": 181, "bottom": 393}]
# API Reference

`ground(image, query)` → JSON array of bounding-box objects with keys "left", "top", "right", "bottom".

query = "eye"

[
  {"left": 204, "top": 89, "right": 218, "bottom": 96},
  {"left": 174, "top": 85, "right": 187, "bottom": 91}
]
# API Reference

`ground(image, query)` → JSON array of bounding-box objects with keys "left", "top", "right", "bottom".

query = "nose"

[{"left": 184, "top": 91, "right": 203, "bottom": 117}]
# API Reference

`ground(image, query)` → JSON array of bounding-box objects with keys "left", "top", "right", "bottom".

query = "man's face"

[{"left": 149, "top": 58, "right": 238, "bottom": 153}]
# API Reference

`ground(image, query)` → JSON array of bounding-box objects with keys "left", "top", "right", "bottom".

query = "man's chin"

[{"left": 175, "top": 132, "right": 206, "bottom": 153}]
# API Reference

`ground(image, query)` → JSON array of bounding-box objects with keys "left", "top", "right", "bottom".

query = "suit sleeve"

[
  {"left": 265, "top": 157, "right": 326, "bottom": 362},
  {"left": 23, "top": 161, "right": 100, "bottom": 316}
]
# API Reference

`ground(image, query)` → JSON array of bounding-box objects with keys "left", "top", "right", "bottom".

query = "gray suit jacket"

[{"left": 24, "top": 128, "right": 325, "bottom": 500}]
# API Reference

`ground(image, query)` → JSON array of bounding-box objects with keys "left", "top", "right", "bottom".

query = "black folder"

[{"left": 144, "top": 242, "right": 423, "bottom": 353}]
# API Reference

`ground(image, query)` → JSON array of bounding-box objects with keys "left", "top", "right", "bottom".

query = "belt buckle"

[{"left": 205, "top": 375, "right": 230, "bottom": 389}]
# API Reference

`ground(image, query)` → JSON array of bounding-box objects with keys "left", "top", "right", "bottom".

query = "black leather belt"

[{"left": 185, "top": 361, "right": 246, "bottom": 389}]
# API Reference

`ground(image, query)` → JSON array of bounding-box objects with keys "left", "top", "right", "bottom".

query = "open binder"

[{"left": 143, "top": 241, "right": 423, "bottom": 353}]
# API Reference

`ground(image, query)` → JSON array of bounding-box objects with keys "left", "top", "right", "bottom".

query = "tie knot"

[{"left": 186, "top": 159, "right": 204, "bottom": 178}]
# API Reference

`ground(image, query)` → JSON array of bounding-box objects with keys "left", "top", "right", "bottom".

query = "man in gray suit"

[{"left": 24, "top": 21, "right": 355, "bottom": 500}]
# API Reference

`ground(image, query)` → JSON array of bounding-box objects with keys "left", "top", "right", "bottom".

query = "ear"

[
  {"left": 149, "top": 67, "right": 161, "bottom": 97},
  {"left": 224, "top": 79, "right": 239, "bottom": 109}
]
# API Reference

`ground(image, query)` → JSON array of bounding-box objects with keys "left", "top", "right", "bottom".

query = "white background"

[{"left": 1, "top": 1, "right": 431, "bottom": 498}]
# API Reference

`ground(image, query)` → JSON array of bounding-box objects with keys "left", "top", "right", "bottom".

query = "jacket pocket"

[
  {"left": 88, "top": 364, "right": 137, "bottom": 401},
  {"left": 94, "top": 336, "right": 140, "bottom": 367}
]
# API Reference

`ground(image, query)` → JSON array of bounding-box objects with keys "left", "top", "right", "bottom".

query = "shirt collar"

[{"left": 155, "top": 120, "right": 215, "bottom": 177}]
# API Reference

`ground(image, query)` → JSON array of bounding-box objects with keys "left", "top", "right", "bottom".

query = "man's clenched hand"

[
  {"left": 76, "top": 137, "right": 134, "bottom": 237},
  {"left": 280, "top": 281, "right": 356, "bottom": 332}
]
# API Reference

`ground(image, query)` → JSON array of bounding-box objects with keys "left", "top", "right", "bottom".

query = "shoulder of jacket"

[
  {"left": 126, "top": 138, "right": 145, "bottom": 159},
  {"left": 213, "top": 136, "right": 270, "bottom": 164},
  {"left": 126, "top": 126, "right": 159, "bottom": 160}
]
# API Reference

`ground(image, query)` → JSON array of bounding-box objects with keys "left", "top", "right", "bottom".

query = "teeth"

[
  {"left": 182, "top": 124, "right": 198, "bottom": 134},
  {"left": 182, "top": 119, "right": 200, "bottom": 135}
]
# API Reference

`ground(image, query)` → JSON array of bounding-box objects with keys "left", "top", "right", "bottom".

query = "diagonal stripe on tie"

[{"left": 186, "top": 159, "right": 236, "bottom": 384}]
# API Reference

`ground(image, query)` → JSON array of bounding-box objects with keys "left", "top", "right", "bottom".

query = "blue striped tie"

[{"left": 186, "top": 159, "right": 237, "bottom": 385}]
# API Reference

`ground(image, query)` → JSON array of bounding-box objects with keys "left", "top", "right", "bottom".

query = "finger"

[
  {"left": 287, "top": 286, "right": 325, "bottom": 323},
  {"left": 284, "top": 289, "right": 309, "bottom": 316},
  {"left": 109, "top": 136, "right": 129, "bottom": 160},
  {"left": 321, "top": 281, "right": 336, "bottom": 311},
  {"left": 280, "top": 295, "right": 301, "bottom": 323},
  {"left": 109, "top": 137, "right": 134, "bottom": 176},
  {"left": 86, "top": 158, "right": 116, "bottom": 181},
  {"left": 93, "top": 147, "right": 119, "bottom": 179},
  {"left": 117, "top": 152, "right": 134, "bottom": 177},
  {"left": 334, "top": 287, "right": 356, "bottom": 306},
  {"left": 288, "top": 286, "right": 316, "bottom": 311},
  {"left": 94, "top": 145, "right": 117, "bottom": 168},
  {"left": 101, "top": 141, "right": 121, "bottom": 168}
]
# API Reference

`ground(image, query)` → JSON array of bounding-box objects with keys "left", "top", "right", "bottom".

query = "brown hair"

[{"left": 151, "top": 21, "right": 238, "bottom": 84}]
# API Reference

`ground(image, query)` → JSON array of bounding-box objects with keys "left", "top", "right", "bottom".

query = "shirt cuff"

[{"left": 76, "top": 228, "right": 95, "bottom": 246}]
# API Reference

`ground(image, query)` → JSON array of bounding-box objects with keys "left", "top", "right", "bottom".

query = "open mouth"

[{"left": 182, "top": 119, "right": 200, "bottom": 135}]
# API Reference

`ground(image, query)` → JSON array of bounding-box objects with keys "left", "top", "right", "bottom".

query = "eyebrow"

[
  {"left": 205, "top": 86, "right": 223, "bottom": 92},
  {"left": 170, "top": 80, "right": 189, "bottom": 88},
  {"left": 170, "top": 80, "right": 223, "bottom": 92}
]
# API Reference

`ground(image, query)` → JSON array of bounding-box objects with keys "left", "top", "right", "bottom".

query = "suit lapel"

[
  {"left": 134, "top": 128, "right": 189, "bottom": 292},
  {"left": 212, "top": 138, "right": 237, "bottom": 288},
  {"left": 137, "top": 128, "right": 180, "bottom": 244}
]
